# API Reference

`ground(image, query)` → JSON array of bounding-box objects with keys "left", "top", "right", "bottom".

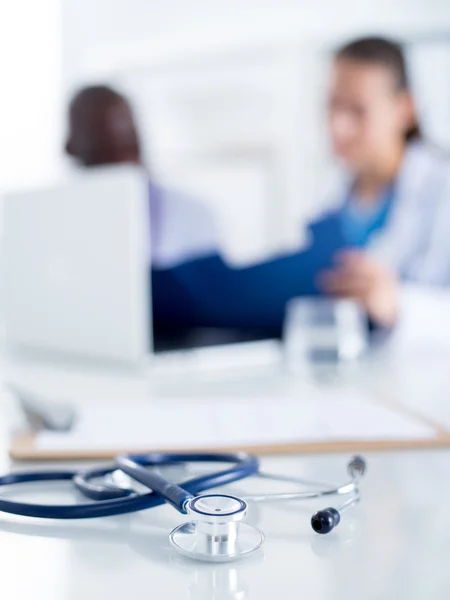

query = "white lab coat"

[{"left": 324, "top": 141, "right": 450, "bottom": 349}]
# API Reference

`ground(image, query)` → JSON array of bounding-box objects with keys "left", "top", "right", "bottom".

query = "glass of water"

[{"left": 283, "top": 297, "right": 368, "bottom": 371}]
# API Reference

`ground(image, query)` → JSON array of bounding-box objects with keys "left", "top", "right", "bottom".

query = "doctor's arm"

[
  {"left": 319, "top": 251, "right": 398, "bottom": 328},
  {"left": 320, "top": 251, "right": 450, "bottom": 347}
]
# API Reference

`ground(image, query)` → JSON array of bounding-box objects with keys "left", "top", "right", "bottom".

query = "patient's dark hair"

[{"left": 335, "top": 37, "right": 421, "bottom": 141}]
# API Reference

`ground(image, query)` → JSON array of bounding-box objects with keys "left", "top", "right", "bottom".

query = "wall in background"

[
  {"left": 61, "top": 0, "right": 450, "bottom": 85},
  {"left": 0, "top": 0, "right": 63, "bottom": 195},
  {"left": 409, "top": 40, "right": 450, "bottom": 150}
]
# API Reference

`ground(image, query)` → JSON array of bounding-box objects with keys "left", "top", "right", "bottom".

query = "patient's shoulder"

[{"left": 149, "top": 182, "right": 220, "bottom": 268}]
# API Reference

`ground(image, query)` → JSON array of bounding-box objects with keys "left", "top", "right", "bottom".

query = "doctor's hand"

[{"left": 318, "top": 251, "right": 399, "bottom": 328}]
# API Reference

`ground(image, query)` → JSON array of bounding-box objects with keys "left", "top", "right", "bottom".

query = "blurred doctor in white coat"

[{"left": 314, "top": 36, "right": 450, "bottom": 347}]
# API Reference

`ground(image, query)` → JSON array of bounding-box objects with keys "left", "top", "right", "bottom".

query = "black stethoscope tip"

[{"left": 311, "top": 507, "right": 341, "bottom": 534}]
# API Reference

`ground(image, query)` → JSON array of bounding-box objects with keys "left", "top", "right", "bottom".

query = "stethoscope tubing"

[
  {"left": 0, "top": 452, "right": 259, "bottom": 520},
  {"left": 0, "top": 453, "right": 364, "bottom": 522},
  {"left": 116, "top": 455, "right": 192, "bottom": 512}
]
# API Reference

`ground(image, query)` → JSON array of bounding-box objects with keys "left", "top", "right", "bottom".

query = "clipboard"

[{"left": 9, "top": 395, "right": 450, "bottom": 461}]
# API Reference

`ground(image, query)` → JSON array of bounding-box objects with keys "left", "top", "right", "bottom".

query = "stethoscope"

[{"left": 0, "top": 452, "right": 366, "bottom": 562}]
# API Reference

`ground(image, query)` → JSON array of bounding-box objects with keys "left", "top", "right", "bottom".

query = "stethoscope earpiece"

[{"left": 311, "top": 507, "right": 341, "bottom": 534}]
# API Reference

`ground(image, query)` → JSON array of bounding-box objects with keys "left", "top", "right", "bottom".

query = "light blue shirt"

[
  {"left": 341, "top": 185, "right": 395, "bottom": 247},
  {"left": 149, "top": 182, "right": 219, "bottom": 268}
]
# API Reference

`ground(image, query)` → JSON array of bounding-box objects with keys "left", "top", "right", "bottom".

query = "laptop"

[
  {"left": 2, "top": 165, "right": 151, "bottom": 364},
  {"left": 2, "top": 165, "right": 280, "bottom": 373}
]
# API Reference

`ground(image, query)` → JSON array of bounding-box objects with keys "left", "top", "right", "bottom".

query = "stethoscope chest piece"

[{"left": 169, "top": 494, "right": 264, "bottom": 563}]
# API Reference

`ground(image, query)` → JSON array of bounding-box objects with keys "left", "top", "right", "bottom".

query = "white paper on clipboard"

[{"left": 34, "top": 390, "right": 437, "bottom": 453}]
